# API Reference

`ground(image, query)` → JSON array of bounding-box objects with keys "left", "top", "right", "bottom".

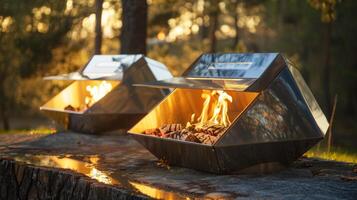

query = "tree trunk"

[
  {"left": 323, "top": 22, "right": 332, "bottom": 118},
  {"left": 231, "top": 1, "right": 240, "bottom": 50},
  {"left": 94, "top": 0, "right": 103, "bottom": 54},
  {"left": 209, "top": 0, "right": 219, "bottom": 53},
  {"left": 0, "top": 102, "right": 9, "bottom": 130},
  {"left": 120, "top": 0, "right": 147, "bottom": 55}
]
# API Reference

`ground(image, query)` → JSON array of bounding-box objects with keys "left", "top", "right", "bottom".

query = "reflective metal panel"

[
  {"left": 215, "top": 138, "right": 321, "bottom": 173},
  {"left": 132, "top": 134, "right": 221, "bottom": 173},
  {"left": 41, "top": 55, "right": 173, "bottom": 133},
  {"left": 40, "top": 80, "right": 120, "bottom": 113},
  {"left": 185, "top": 53, "right": 278, "bottom": 79},
  {"left": 69, "top": 113, "right": 145, "bottom": 133},
  {"left": 134, "top": 53, "right": 286, "bottom": 93},
  {"left": 216, "top": 67, "right": 323, "bottom": 146},
  {"left": 287, "top": 62, "right": 329, "bottom": 135},
  {"left": 246, "top": 54, "right": 286, "bottom": 92},
  {"left": 81, "top": 54, "right": 141, "bottom": 79},
  {"left": 43, "top": 55, "right": 173, "bottom": 81},
  {"left": 133, "top": 77, "right": 256, "bottom": 91},
  {"left": 129, "top": 53, "right": 327, "bottom": 173}
]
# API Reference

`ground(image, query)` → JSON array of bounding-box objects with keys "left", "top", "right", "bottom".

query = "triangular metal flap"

[
  {"left": 44, "top": 54, "right": 173, "bottom": 81},
  {"left": 133, "top": 53, "right": 286, "bottom": 92},
  {"left": 184, "top": 53, "right": 279, "bottom": 79},
  {"left": 44, "top": 54, "right": 144, "bottom": 81}
]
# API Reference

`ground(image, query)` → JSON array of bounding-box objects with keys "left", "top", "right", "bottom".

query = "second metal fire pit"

[
  {"left": 41, "top": 55, "right": 172, "bottom": 133},
  {"left": 129, "top": 53, "right": 329, "bottom": 173}
]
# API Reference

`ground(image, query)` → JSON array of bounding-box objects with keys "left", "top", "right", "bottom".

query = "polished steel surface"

[
  {"left": 214, "top": 138, "right": 321, "bottom": 173},
  {"left": 40, "top": 80, "right": 119, "bottom": 113},
  {"left": 287, "top": 62, "right": 329, "bottom": 135},
  {"left": 246, "top": 54, "right": 286, "bottom": 92},
  {"left": 184, "top": 53, "right": 278, "bottom": 79},
  {"left": 132, "top": 133, "right": 221, "bottom": 173},
  {"left": 129, "top": 53, "right": 328, "bottom": 173},
  {"left": 44, "top": 54, "right": 172, "bottom": 81},
  {"left": 134, "top": 53, "right": 286, "bottom": 93},
  {"left": 133, "top": 77, "right": 256, "bottom": 91},
  {"left": 216, "top": 67, "right": 324, "bottom": 146},
  {"left": 41, "top": 55, "right": 173, "bottom": 133}
]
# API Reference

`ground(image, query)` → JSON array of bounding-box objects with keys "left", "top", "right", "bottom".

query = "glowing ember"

[
  {"left": 142, "top": 90, "right": 233, "bottom": 145},
  {"left": 85, "top": 81, "right": 113, "bottom": 107}
]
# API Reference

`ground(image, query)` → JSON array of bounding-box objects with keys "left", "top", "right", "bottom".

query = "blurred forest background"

[{"left": 0, "top": 0, "right": 356, "bottom": 152}]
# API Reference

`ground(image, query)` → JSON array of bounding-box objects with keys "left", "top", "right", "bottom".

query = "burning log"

[
  {"left": 142, "top": 90, "right": 231, "bottom": 145},
  {"left": 159, "top": 124, "right": 182, "bottom": 134},
  {"left": 143, "top": 123, "right": 226, "bottom": 145},
  {"left": 194, "top": 132, "right": 217, "bottom": 145}
]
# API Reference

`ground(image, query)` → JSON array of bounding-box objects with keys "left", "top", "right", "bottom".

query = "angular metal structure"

[
  {"left": 129, "top": 53, "right": 329, "bottom": 173},
  {"left": 41, "top": 55, "right": 172, "bottom": 133}
]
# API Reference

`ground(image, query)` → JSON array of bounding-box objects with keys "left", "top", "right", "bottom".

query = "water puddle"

[{"left": 0, "top": 153, "right": 193, "bottom": 199}]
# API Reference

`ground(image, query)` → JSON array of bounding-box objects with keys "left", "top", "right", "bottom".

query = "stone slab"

[{"left": 0, "top": 132, "right": 357, "bottom": 199}]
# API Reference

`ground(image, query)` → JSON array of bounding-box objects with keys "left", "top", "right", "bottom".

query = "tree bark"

[
  {"left": 94, "top": 0, "right": 103, "bottom": 54},
  {"left": 120, "top": 0, "right": 147, "bottom": 55},
  {"left": 209, "top": 0, "right": 219, "bottom": 53}
]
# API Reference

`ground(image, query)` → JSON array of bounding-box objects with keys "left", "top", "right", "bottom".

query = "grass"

[
  {"left": 305, "top": 147, "right": 357, "bottom": 164},
  {"left": 0, "top": 128, "right": 56, "bottom": 135}
]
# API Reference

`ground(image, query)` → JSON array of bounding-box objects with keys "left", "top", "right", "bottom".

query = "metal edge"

[
  {"left": 182, "top": 54, "right": 204, "bottom": 76},
  {"left": 245, "top": 53, "right": 286, "bottom": 92},
  {"left": 285, "top": 58, "right": 329, "bottom": 135}
]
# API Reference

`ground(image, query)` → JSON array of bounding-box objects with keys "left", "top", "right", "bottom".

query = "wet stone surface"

[{"left": 0, "top": 131, "right": 357, "bottom": 199}]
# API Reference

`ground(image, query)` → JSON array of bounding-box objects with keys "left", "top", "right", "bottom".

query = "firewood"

[
  {"left": 194, "top": 132, "right": 217, "bottom": 145},
  {"left": 143, "top": 123, "right": 226, "bottom": 145},
  {"left": 166, "top": 131, "right": 185, "bottom": 139},
  {"left": 160, "top": 124, "right": 183, "bottom": 134},
  {"left": 183, "top": 133, "right": 200, "bottom": 143},
  {"left": 144, "top": 128, "right": 160, "bottom": 136}
]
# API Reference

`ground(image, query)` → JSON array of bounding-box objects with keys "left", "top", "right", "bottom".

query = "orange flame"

[
  {"left": 194, "top": 90, "right": 233, "bottom": 127},
  {"left": 85, "top": 81, "right": 113, "bottom": 107}
]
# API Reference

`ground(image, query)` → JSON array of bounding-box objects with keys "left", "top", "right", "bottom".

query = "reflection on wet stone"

[{"left": 1, "top": 132, "right": 357, "bottom": 199}]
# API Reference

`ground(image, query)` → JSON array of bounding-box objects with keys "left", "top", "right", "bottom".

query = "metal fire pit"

[
  {"left": 129, "top": 53, "right": 329, "bottom": 174},
  {"left": 41, "top": 54, "right": 172, "bottom": 133}
]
